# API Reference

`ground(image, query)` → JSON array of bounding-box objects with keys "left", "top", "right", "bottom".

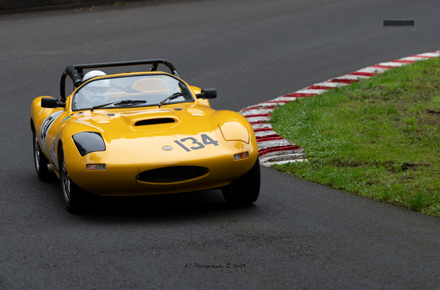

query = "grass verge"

[{"left": 271, "top": 56, "right": 440, "bottom": 216}]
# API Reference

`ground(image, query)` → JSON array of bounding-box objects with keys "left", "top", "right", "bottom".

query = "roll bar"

[{"left": 59, "top": 59, "right": 180, "bottom": 101}]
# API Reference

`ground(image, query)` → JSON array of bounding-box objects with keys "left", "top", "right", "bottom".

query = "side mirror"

[
  {"left": 41, "top": 97, "right": 65, "bottom": 108},
  {"left": 196, "top": 88, "right": 217, "bottom": 99}
]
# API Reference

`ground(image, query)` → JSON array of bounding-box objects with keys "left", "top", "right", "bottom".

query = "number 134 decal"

[{"left": 174, "top": 134, "right": 219, "bottom": 152}]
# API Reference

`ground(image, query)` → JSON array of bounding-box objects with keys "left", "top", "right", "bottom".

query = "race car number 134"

[{"left": 174, "top": 134, "right": 219, "bottom": 152}]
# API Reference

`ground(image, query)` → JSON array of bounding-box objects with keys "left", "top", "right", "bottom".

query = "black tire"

[
  {"left": 33, "top": 130, "right": 50, "bottom": 181},
  {"left": 222, "top": 157, "right": 260, "bottom": 206},
  {"left": 59, "top": 147, "right": 85, "bottom": 213}
]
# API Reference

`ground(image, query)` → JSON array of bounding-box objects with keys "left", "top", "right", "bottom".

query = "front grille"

[{"left": 136, "top": 166, "right": 208, "bottom": 183}]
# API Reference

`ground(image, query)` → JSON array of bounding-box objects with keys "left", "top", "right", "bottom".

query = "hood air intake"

[{"left": 135, "top": 118, "right": 175, "bottom": 126}]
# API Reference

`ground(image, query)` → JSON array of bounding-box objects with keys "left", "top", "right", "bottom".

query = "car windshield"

[{"left": 72, "top": 74, "right": 194, "bottom": 110}]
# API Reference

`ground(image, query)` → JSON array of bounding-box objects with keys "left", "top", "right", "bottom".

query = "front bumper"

[{"left": 65, "top": 138, "right": 258, "bottom": 196}]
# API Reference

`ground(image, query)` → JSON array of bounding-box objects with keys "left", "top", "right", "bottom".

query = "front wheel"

[
  {"left": 59, "top": 147, "right": 86, "bottom": 213},
  {"left": 33, "top": 130, "right": 50, "bottom": 181},
  {"left": 222, "top": 157, "right": 260, "bottom": 206}
]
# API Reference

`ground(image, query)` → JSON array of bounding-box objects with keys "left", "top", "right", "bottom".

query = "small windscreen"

[{"left": 72, "top": 74, "right": 193, "bottom": 110}]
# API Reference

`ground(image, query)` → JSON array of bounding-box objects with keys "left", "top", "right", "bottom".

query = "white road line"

[
  {"left": 251, "top": 123, "right": 273, "bottom": 130},
  {"left": 295, "top": 89, "right": 329, "bottom": 94},
  {"left": 417, "top": 52, "right": 440, "bottom": 57},
  {"left": 399, "top": 57, "right": 427, "bottom": 61},
  {"left": 332, "top": 74, "right": 370, "bottom": 80},
  {"left": 262, "top": 159, "right": 306, "bottom": 167},
  {"left": 272, "top": 96, "right": 298, "bottom": 102},
  {"left": 255, "top": 130, "right": 278, "bottom": 137},
  {"left": 243, "top": 101, "right": 280, "bottom": 111},
  {"left": 257, "top": 139, "right": 294, "bottom": 150},
  {"left": 356, "top": 67, "right": 389, "bottom": 73},
  {"left": 378, "top": 62, "right": 407, "bottom": 67},
  {"left": 241, "top": 109, "right": 274, "bottom": 116},
  {"left": 260, "top": 153, "right": 305, "bottom": 164},
  {"left": 259, "top": 149, "right": 304, "bottom": 158},
  {"left": 247, "top": 116, "right": 271, "bottom": 123},
  {"left": 312, "top": 82, "right": 348, "bottom": 87}
]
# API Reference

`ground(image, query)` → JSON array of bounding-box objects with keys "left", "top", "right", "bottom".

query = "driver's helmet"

[{"left": 82, "top": 70, "right": 110, "bottom": 104}]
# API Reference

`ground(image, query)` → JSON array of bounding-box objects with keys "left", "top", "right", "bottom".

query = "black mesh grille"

[
  {"left": 135, "top": 118, "right": 175, "bottom": 126},
  {"left": 137, "top": 166, "right": 208, "bottom": 183}
]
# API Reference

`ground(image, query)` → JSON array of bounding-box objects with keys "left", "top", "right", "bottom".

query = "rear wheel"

[
  {"left": 33, "top": 130, "right": 50, "bottom": 181},
  {"left": 59, "top": 147, "right": 85, "bottom": 213},
  {"left": 222, "top": 157, "right": 260, "bottom": 206}
]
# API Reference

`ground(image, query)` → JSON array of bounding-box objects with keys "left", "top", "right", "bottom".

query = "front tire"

[
  {"left": 222, "top": 157, "right": 260, "bottom": 206},
  {"left": 33, "top": 130, "right": 50, "bottom": 181},
  {"left": 59, "top": 147, "right": 85, "bottom": 213}
]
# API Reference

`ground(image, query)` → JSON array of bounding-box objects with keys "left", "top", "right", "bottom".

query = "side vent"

[{"left": 135, "top": 118, "right": 176, "bottom": 126}]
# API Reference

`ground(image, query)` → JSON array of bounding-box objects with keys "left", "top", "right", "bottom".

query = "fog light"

[
  {"left": 86, "top": 164, "right": 106, "bottom": 170},
  {"left": 234, "top": 151, "right": 249, "bottom": 160}
]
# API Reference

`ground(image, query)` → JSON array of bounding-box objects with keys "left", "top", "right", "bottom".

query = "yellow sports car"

[{"left": 30, "top": 59, "right": 260, "bottom": 212}]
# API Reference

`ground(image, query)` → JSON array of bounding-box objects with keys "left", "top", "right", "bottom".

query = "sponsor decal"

[
  {"left": 61, "top": 116, "right": 71, "bottom": 122},
  {"left": 40, "top": 111, "right": 63, "bottom": 151}
]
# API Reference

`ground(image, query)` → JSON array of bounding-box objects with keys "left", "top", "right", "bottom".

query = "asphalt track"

[{"left": 1, "top": 0, "right": 440, "bottom": 289}]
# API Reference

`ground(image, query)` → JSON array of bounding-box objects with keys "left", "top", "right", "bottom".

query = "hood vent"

[{"left": 135, "top": 118, "right": 176, "bottom": 126}]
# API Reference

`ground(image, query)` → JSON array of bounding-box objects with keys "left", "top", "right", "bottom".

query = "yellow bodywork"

[{"left": 30, "top": 72, "right": 258, "bottom": 196}]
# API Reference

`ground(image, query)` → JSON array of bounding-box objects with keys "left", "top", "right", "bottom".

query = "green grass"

[{"left": 271, "top": 56, "right": 440, "bottom": 217}]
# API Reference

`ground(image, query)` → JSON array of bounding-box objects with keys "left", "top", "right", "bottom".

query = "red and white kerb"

[{"left": 240, "top": 50, "right": 440, "bottom": 167}]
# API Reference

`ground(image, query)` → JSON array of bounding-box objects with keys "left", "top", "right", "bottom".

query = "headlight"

[
  {"left": 218, "top": 120, "right": 250, "bottom": 143},
  {"left": 72, "top": 132, "right": 106, "bottom": 156}
]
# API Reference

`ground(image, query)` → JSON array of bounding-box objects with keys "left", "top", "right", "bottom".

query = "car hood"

[
  {"left": 70, "top": 104, "right": 221, "bottom": 139},
  {"left": 64, "top": 103, "right": 253, "bottom": 166}
]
